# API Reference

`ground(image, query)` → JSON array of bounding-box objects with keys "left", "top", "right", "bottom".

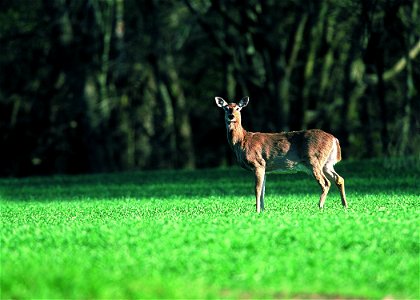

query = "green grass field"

[{"left": 1, "top": 159, "right": 419, "bottom": 299}]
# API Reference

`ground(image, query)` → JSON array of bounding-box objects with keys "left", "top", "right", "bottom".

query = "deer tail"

[{"left": 335, "top": 138, "right": 342, "bottom": 162}]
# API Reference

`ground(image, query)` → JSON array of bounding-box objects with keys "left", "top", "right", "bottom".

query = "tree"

[{"left": 1, "top": 0, "right": 418, "bottom": 176}]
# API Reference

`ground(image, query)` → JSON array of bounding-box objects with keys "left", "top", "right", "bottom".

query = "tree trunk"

[{"left": 165, "top": 56, "right": 196, "bottom": 169}]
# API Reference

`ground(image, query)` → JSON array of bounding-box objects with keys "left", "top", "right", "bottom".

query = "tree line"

[{"left": 0, "top": 0, "right": 419, "bottom": 176}]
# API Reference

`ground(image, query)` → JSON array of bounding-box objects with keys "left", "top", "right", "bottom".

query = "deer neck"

[{"left": 226, "top": 121, "right": 246, "bottom": 148}]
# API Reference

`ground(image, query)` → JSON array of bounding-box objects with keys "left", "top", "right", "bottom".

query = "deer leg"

[
  {"left": 323, "top": 165, "right": 348, "bottom": 208},
  {"left": 254, "top": 168, "right": 265, "bottom": 213},
  {"left": 260, "top": 173, "right": 266, "bottom": 211},
  {"left": 312, "top": 167, "right": 331, "bottom": 209}
]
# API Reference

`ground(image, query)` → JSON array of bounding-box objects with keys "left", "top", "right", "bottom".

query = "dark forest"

[{"left": 1, "top": 0, "right": 419, "bottom": 176}]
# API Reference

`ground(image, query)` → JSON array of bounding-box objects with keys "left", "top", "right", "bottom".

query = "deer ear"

[
  {"left": 215, "top": 97, "right": 228, "bottom": 108},
  {"left": 238, "top": 96, "right": 249, "bottom": 108}
]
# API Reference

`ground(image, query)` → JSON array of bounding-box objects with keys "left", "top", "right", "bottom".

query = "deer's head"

[{"left": 215, "top": 96, "right": 249, "bottom": 125}]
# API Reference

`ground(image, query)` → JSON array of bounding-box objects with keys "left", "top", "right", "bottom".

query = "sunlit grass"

[{"left": 1, "top": 160, "right": 419, "bottom": 299}]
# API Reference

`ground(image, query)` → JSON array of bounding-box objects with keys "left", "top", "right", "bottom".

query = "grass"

[{"left": 1, "top": 159, "right": 419, "bottom": 299}]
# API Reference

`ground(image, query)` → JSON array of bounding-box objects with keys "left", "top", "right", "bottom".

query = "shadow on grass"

[{"left": 0, "top": 160, "right": 418, "bottom": 202}]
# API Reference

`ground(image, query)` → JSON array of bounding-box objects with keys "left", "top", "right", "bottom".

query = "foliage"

[
  {"left": 0, "top": 0, "right": 419, "bottom": 176},
  {"left": 1, "top": 160, "right": 419, "bottom": 298}
]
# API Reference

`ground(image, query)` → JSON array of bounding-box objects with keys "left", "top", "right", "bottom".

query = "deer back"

[{"left": 233, "top": 129, "right": 337, "bottom": 173}]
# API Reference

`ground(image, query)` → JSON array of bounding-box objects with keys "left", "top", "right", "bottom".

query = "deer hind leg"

[
  {"left": 323, "top": 164, "right": 348, "bottom": 208},
  {"left": 312, "top": 167, "right": 331, "bottom": 209},
  {"left": 254, "top": 168, "right": 266, "bottom": 213}
]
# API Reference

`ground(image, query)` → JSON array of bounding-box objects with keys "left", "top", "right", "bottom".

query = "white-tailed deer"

[{"left": 215, "top": 96, "right": 347, "bottom": 213}]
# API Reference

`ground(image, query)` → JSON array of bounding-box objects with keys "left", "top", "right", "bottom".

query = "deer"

[{"left": 215, "top": 96, "right": 347, "bottom": 213}]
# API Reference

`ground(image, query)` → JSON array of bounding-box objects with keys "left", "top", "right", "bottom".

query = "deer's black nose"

[{"left": 228, "top": 114, "right": 235, "bottom": 120}]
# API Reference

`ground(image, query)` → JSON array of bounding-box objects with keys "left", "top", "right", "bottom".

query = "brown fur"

[
  {"left": 336, "top": 139, "right": 342, "bottom": 162},
  {"left": 216, "top": 97, "right": 348, "bottom": 212}
]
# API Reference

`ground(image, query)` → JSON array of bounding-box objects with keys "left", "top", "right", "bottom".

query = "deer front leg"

[
  {"left": 254, "top": 168, "right": 266, "bottom": 213},
  {"left": 260, "top": 173, "right": 266, "bottom": 211}
]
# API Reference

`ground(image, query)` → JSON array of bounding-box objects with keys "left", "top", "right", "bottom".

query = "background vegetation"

[{"left": 1, "top": 0, "right": 419, "bottom": 176}]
